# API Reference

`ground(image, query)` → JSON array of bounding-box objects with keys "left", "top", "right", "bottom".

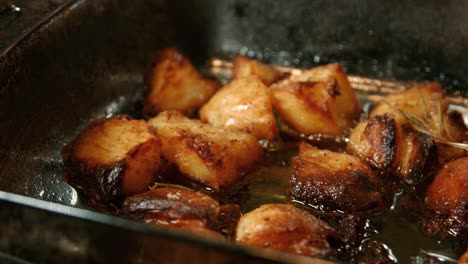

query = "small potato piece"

[
  {"left": 291, "top": 142, "right": 386, "bottom": 213},
  {"left": 425, "top": 156, "right": 468, "bottom": 217},
  {"left": 232, "top": 56, "right": 285, "bottom": 85},
  {"left": 272, "top": 63, "right": 360, "bottom": 136},
  {"left": 121, "top": 187, "right": 224, "bottom": 239},
  {"left": 347, "top": 115, "right": 434, "bottom": 184},
  {"left": 148, "top": 111, "right": 263, "bottom": 190},
  {"left": 347, "top": 114, "right": 398, "bottom": 172},
  {"left": 235, "top": 204, "right": 340, "bottom": 258},
  {"left": 62, "top": 115, "right": 165, "bottom": 204},
  {"left": 370, "top": 82, "right": 448, "bottom": 126},
  {"left": 143, "top": 48, "right": 220, "bottom": 116},
  {"left": 199, "top": 76, "right": 278, "bottom": 141}
]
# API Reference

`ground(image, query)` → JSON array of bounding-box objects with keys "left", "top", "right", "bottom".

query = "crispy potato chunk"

[
  {"left": 272, "top": 63, "right": 360, "bottom": 136},
  {"left": 370, "top": 82, "right": 448, "bottom": 126},
  {"left": 425, "top": 156, "right": 468, "bottom": 217},
  {"left": 232, "top": 56, "right": 285, "bottom": 85},
  {"left": 422, "top": 156, "right": 468, "bottom": 239},
  {"left": 121, "top": 187, "right": 224, "bottom": 239},
  {"left": 62, "top": 115, "right": 165, "bottom": 205},
  {"left": 291, "top": 142, "right": 386, "bottom": 213},
  {"left": 347, "top": 114, "right": 434, "bottom": 184},
  {"left": 347, "top": 114, "right": 398, "bottom": 172},
  {"left": 148, "top": 111, "right": 263, "bottom": 190},
  {"left": 199, "top": 76, "right": 278, "bottom": 141},
  {"left": 235, "top": 204, "right": 340, "bottom": 258},
  {"left": 143, "top": 48, "right": 220, "bottom": 116}
]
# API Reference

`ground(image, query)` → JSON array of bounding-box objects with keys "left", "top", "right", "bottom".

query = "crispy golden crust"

[
  {"left": 62, "top": 116, "right": 165, "bottom": 206},
  {"left": 425, "top": 156, "right": 468, "bottom": 217},
  {"left": 121, "top": 187, "right": 225, "bottom": 239},
  {"left": 232, "top": 56, "right": 286, "bottom": 85},
  {"left": 348, "top": 114, "right": 435, "bottom": 184},
  {"left": 235, "top": 204, "right": 340, "bottom": 258},
  {"left": 290, "top": 142, "right": 386, "bottom": 213},
  {"left": 271, "top": 63, "right": 360, "bottom": 136},
  {"left": 199, "top": 76, "right": 278, "bottom": 141},
  {"left": 347, "top": 114, "right": 398, "bottom": 172},
  {"left": 143, "top": 48, "right": 220, "bottom": 116},
  {"left": 148, "top": 111, "right": 263, "bottom": 190}
]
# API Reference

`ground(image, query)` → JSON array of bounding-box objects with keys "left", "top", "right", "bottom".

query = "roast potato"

[
  {"left": 271, "top": 63, "right": 360, "bottom": 136},
  {"left": 232, "top": 55, "right": 285, "bottom": 85},
  {"left": 62, "top": 115, "right": 166, "bottom": 205},
  {"left": 290, "top": 142, "right": 387, "bottom": 213},
  {"left": 347, "top": 114, "right": 434, "bottom": 184},
  {"left": 235, "top": 204, "right": 340, "bottom": 258},
  {"left": 143, "top": 48, "right": 220, "bottom": 116},
  {"left": 121, "top": 186, "right": 225, "bottom": 239},
  {"left": 148, "top": 111, "right": 263, "bottom": 190},
  {"left": 425, "top": 156, "right": 467, "bottom": 217},
  {"left": 199, "top": 76, "right": 278, "bottom": 141}
]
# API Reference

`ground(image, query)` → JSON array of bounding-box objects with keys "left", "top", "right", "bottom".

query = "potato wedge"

[
  {"left": 148, "top": 111, "right": 263, "bottom": 190},
  {"left": 291, "top": 142, "right": 386, "bottom": 213},
  {"left": 62, "top": 115, "right": 165, "bottom": 205},
  {"left": 272, "top": 63, "right": 360, "bottom": 136},
  {"left": 235, "top": 204, "right": 340, "bottom": 258},
  {"left": 143, "top": 48, "right": 220, "bottom": 116},
  {"left": 232, "top": 56, "right": 285, "bottom": 85},
  {"left": 199, "top": 76, "right": 278, "bottom": 141}
]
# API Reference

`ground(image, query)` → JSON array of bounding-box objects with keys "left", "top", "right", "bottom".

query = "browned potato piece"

[
  {"left": 347, "top": 114, "right": 434, "bottom": 184},
  {"left": 121, "top": 187, "right": 224, "bottom": 239},
  {"left": 425, "top": 156, "right": 468, "bottom": 217},
  {"left": 272, "top": 63, "right": 360, "bottom": 136},
  {"left": 62, "top": 115, "right": 165, "bottom": 205},
  {"left": 232, "top": 56, "right": 285, "bottom": 85},
  {"left": 291, "top": 142, "right": 386, "bottom": 213},
  {"left": 143, "top": 48, "right": 220, "bottom": 116},
  {"left": 347, "top": 114, "right": 399, "bottom": 172},
  {"left": 148, "top": 111, "right": 263, "bottom": 190},
  {"left": 199, "top": 76, "right": 278, "bottom": 141},
  {"left": 235, "top": 204, "right": 340, "bottom": 258}
]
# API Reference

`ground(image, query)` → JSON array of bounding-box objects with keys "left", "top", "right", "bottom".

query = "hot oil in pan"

[{"left": 203, "top": 57, "right": 464, "bottom": 263}]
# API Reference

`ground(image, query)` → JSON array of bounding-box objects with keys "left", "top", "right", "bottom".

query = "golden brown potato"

[
  {"left": 143, "top": 48, "right": 220, "bottom": 116},
  {"left": 235, "top": 204, "right": 340, "bottom": 258},
  {"left": 199, "top": 76, "right": 278, "bottom": 141},
  {"left": 425, "top": 156, "right": 468, "bottom": 217},
  {"left": 347, "top": 114, "right": 434, "bottom": 184},
  {"left": 271, "top": 63, "right": 360, "bottom": 136},
  {"left": 148, "top": 111, "right": 263, "bottom": 190},
  {"left": 62, "top": 115, "right": 166, "bottom": 205},
  {"left": 121, "top": 187, "right": 224, "bottom": 239},
  {"left": 232, "top": 56, "right": 285, "bottom": 85},
  {"left": 347, "top": 114, "right": 399, "bottom": 173},
  {"left": 370, "top": 82, "right": 448, "bottom": 126},
  {"left": 369, "top": 82, "right": 467, "bottom": 144},
  {"left": 291, "top": 142, "right": 386, "bottom": 213}
]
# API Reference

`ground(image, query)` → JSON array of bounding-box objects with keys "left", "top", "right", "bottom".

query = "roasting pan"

[{"left": 0, "top": 0, "right": 467, "bottom": 263}]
